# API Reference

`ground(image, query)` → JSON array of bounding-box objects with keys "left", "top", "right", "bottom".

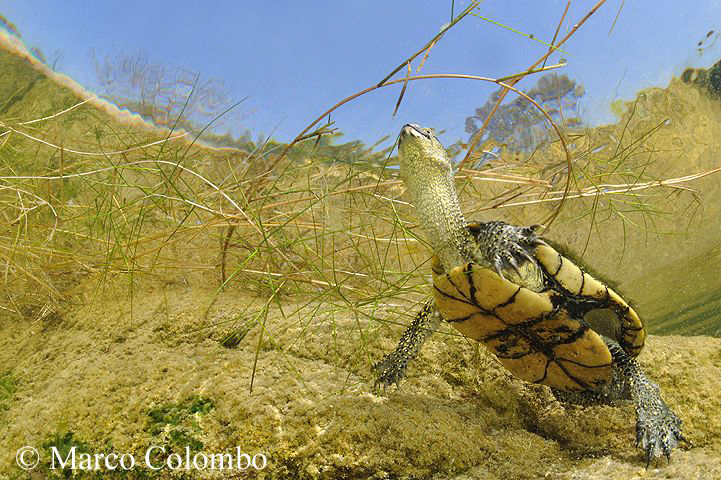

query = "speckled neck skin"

[{"left": 398, "top": 124, "right": 476, "bottom": 271}]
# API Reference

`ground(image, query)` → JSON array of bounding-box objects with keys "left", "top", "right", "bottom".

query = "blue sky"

[{"left": 3, "top": 1, "right": 721, "bottom": 148}]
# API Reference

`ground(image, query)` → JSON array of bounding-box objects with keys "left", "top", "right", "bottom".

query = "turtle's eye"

[{"left": 424, "top": 128, "right": 434, "bottom": 137}]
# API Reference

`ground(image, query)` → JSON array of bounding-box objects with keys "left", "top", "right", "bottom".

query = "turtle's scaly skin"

[
  {"left": 373, "top": 300, "right": 441, "bottom": 388},
  {"left": 374, "top": 123, "right": 685, "bottom": 465},
  {"left": 607, "top": 342, "right": 685, "bottom": 465}
]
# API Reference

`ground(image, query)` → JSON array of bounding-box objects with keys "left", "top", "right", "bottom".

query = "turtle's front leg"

[
  {"left": 468, "top": 222, "right": 546, "bottom": 290},
  {"left": 373, "top": 300, "right": 442, "bottom": 390},
  {"left": 606, "top": 340, "right": 686, "bottom": 466}
]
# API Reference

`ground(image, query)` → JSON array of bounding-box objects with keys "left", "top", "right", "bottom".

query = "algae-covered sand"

[{"left": 1, "top": 285, "right": 720, "bottom": 479}]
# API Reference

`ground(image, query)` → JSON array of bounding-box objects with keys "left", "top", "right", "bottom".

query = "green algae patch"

[
  {"left": 146, "top": 396, "right": 215, "bottom": 453},
  {"left": 0, "top": 370, "right": 17, "bottom": 412},
  {"left": 41, "top": 431, "right": 91, "bottom": 459}
]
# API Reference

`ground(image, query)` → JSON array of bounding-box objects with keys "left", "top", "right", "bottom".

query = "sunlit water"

[{"left": 632, "top": 242, "right": 721, "bottom": 336}]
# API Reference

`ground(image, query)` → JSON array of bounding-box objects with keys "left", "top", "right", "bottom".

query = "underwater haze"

[{"left": 1, "top": 1, "right": 721, "bottom": 479}]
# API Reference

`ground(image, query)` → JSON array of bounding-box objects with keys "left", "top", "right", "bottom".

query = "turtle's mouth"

[{"left": 399, "top": 124, "right": 430, "bottom": 145}]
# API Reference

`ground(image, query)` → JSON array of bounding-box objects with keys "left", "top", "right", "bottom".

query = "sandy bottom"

[{"left": 1, "top": 285, "right": 720, "bottom": 479}]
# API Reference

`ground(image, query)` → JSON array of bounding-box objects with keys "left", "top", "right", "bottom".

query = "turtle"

[{"left": 373, "top": 123, "right": 685, "bottom": 465}]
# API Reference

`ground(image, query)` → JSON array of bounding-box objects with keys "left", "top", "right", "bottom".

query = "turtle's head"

[{"left": 398, "top": 124, "right": 453, "bottom": 180}]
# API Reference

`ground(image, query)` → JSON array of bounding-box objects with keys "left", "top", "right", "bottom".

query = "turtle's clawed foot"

[
  {"left": 373, "top": 353, "right": 406, "bottom": 391},
  {"left": 635, "top": 386, "right": 686, "bottom": 467},
  {"left": 475, "top": 221, "right": 544, "bottom": 278},
  {"left": 605, "top": 340, "right": 688, "bottom": 467}
]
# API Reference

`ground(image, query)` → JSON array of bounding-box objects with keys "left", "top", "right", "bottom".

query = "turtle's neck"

[{"left": 400, "top": 145, "right": 475, "bottom": 272}]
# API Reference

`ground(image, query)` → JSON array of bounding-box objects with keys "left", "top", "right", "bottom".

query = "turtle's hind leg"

[
  {"left": 373, "top": 300, "right": 441, "bottom": 390},
  {"left": 606, "top": 339, "right": 686, "bottom": 466}
]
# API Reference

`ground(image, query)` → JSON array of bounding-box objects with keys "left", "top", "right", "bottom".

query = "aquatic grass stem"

[
  {"left": 461, "top": 0, "right": 608, "bottom": 169},
  {"left": 376, "top": 1, "right": 481, "bottom": 87}
]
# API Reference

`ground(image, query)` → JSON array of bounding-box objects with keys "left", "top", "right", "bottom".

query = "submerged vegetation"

[{"left": 2, "top": 33, "right": 720, "bottom": 344}]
